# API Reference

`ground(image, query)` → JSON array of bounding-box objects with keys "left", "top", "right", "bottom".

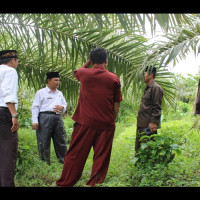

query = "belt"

[
  {"left": 40, "top": 111, "right": 60, "bottom": 115},
  {"left": 0, "top": 106, "right": 9, "bottom": 111}
]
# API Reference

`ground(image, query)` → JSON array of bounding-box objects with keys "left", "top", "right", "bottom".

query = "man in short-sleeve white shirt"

[
  {"left": 0, "top": 50, "right": 19, "bottom": 187},
  {"left": 32, "top": 72, "right": 67, "bottom": 164}
]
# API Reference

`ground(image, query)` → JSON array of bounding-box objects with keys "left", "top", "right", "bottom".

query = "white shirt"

[
  {"left": 0, "top": 64, "right": 18, "bottom": 109},
  {"left": 32, "top": 86, "right": 67, "bottom": 123}
]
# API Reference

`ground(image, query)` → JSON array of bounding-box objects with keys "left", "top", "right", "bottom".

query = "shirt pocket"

[
  {"left": 141, "top": 89, "right": 152, "bottom": 107},
  {"left": 143, "top": 89, "right": 151, "bottom": 100},
  {"left": 46, "top": 96, "right": 53, "bottom": 100}
]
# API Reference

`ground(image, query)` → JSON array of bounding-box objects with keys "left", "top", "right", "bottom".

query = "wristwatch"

[{"left": 12, "top": 113, "right": 19, "bottom": 118}]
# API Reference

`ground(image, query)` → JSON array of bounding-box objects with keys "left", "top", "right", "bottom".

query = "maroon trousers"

[{"left": 56, "top": 122, "right": 115, "bottom": 187}]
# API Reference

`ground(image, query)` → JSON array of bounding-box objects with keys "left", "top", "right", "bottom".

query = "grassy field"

[{"left": 14, "top": 101, "right": 200, "bottom": 187}]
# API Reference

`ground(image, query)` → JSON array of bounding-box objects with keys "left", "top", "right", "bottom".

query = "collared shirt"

[
  {"left": 137, "top": 81, "right": 163, "bottom": 128},
  {"left": 32, "top": 86, "right": 67, "bottom": 123},
  {"left": 72, "top": 64, "right": 122, "bottom": 130},
  {"left": 0, "top": 64, "right": 18, "bottom": 109}
]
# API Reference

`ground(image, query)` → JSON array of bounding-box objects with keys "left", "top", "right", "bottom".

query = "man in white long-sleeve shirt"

[
  {"left": 0, "top": 50, "right": 19, "bottom": 187},
  {"left": 32, "top": 72, "right": 67, "bottom": 164}
]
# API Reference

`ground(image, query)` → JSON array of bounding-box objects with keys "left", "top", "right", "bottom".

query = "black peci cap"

[
  {"left": 46, "top": 72, "right": 60, "bottom": 79},
  {"left": 145, "top": 66, "right": 157, "bottom": 74},
  {"left": 0, "top": 50, "right": 18, "bottom": 59}
]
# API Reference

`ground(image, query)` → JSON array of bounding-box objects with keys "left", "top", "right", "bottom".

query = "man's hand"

[
  {"left": 82, "top": 59, "right": 92, "bottom": 68},
  {"left": 6, "top": 103, "right": 19, "bottom": 132},
  {"left": 53, "top": 105, "right": 64, "bottom": 113},
  {"left": 149, "top": 123, "right": 157, "bottom": 133},
  {"left": 11, "top": 117, "right": 19, "bottom": 132},
  {"left": 114, "top": 102, "right": 120, "bottom": 120},
  {"left": 32, "top": 123, "right": 39, "bottom": 130}
]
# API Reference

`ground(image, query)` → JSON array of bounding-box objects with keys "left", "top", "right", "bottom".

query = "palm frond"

[
  {"left": 144, "top": 20, "right": 200, "bottom": 68},
  {"left": 0, "top": 13, "right": 190, "bottom": 107}
]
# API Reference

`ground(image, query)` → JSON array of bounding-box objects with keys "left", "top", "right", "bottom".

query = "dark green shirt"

[{"left": 137, "top": 81, "right": 163, "bottom": 128}]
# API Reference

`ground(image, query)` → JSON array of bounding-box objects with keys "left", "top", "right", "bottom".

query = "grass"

[{"left": 14, "top": 101, "right": 200, "bottom": 187}]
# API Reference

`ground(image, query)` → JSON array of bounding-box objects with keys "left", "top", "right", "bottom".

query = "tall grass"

[{"left": 14, "top": 100, "right": 200, "bottom": 187}]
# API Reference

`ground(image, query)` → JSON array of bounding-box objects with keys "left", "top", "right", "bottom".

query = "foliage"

[
  {"left": 0, "top": 14, "right": 148, "bottom": 105},
  {"left": 14, "top": 99, "right": 200, "bottom": 187},
  {"left": 17, "top": 84, "right": 34, "bottom": 128},
  {"left": 189, "top": 115, "right": 200, "bottom": 133},
  {"left": 0, "top": 13, "right": 190, "bottom": 108},
  {"left": 162, "top": 72, "right": 199, "bottom": 121},
  {"left": 173, "top": 72, "right": 200, "bottom": 103},
  {"left": 116, "top": 100, "right": 138, "bottom": 125},
  {"left": 145, "top": 15, "right": 200, "bottom": 68},
  {"left": 163, "top": 101, "right": 192, "bottom": 122},
  {"left": 5, "top": 13, "right": 200, "bottom": 187},
  {"left": 133, "top": 134, "right": 181, "bottom": 169},
  {"left": 178, "top": 101, "right": 190, "bottom": 113},
  {"left": 15, "top": 129, "right": 63, "bottom": 186},
  {"left": 63, "top": 116, "right": 74, "bottom": 145}
]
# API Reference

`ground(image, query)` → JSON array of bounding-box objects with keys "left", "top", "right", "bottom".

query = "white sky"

[{"left": 168, "top": 52, "right": 200, "bottom": 77}]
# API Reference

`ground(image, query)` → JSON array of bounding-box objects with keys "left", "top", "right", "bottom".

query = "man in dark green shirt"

[{"left": 135, "top": 66, "right": 163, "bottom": 152}]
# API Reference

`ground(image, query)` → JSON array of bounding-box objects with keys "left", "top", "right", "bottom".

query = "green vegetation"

[
  {"left": 2, "top": 13, "right": 200, "bottom": 108},
  {"left": 2, "top": 13, "right": 200, "bottom": 187},
  {"left": 15, "top": 90, "right": 200, "bottom": 187}
]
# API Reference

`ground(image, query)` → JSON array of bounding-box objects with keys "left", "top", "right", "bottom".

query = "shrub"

[
  {"left": 63, "top": 117, "right": 74, "bottom": 144},
  {"left": 178, "top": 101, "right": 189, "bottom": 113},
  {"left": 17, "top": 86, "right": 34, "bottom": 128},
  {"left": 133, "top": 134, "right": 181, "bottom": 169},
  {"left": 116, "top": 100, "right": 138, "bottom": 125}
]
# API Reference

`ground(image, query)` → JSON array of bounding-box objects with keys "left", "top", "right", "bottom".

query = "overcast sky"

[{"left": 168, "top": 52, "right": 200, "bottom": 77}]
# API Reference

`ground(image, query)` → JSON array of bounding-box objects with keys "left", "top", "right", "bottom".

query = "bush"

[
  {"left": 133, "top": 134, "right": 181, "bottom": 169},
  {"left": 163, "top": 100, "right": 192, "bottom": 121},
  {"left": 178, "top": 101, "right": 189, "bottom": 113},
  {"left": 63, "top": 116, "right": 74, "bottom": 144},
  {"left": 15, "top": 129, "right": 63, "bottom": 186},
  {"left": 17, "top": 86, "right": 34, "bottom": 128},
  {"left": 116, "top": 100, "right": 138, "bottom": 125}
]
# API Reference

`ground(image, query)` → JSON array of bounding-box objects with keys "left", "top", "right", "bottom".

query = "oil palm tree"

[{"left": 0, "top": 13, "right": 196, "bottom": 107}]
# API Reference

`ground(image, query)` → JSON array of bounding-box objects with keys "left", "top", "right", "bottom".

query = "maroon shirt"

[{"left": 72, "top": 64, "right": 122, "bottom": 130}]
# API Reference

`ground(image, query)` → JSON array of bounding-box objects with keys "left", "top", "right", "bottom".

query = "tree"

[
  {"left": 173, "top": 73, "right": 200, "bottom": 103},
  {"left": 0, "top": 13, "right": 195, "bottom": 107}
]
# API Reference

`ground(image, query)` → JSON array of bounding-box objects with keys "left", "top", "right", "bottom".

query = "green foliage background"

[
  {"left": 15, "top": 73, "right": 200, "bottom": 187},
  {"left": 1, "top": 13, "right": 200, "bottom": 187}
]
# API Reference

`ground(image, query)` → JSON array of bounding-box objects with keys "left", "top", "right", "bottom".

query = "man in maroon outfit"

[{"left": 56, "top": 47, "right": 122, "bottom": 187}]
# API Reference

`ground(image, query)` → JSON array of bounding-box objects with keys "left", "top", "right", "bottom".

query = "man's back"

[{"left": 72, "top": 65, "right": 122, "bottom": 130}]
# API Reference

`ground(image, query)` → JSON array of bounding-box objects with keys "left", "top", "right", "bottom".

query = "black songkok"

[
  {"left": 46, "top": 72, "right": 60, "bottom": 79},
  {"left": 145, "top": 66, "right": 157, "bottom": 74},
  {"left": 0, "top": 50, "right": 18, "bottom": 59}
]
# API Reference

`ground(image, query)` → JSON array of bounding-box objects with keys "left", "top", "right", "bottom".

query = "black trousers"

[
  {"left": 36, "top": 113, "right": 67, "bottom": 164},
  {"left": 0, "top": 107, "right": 18, "bottom": 187}
]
